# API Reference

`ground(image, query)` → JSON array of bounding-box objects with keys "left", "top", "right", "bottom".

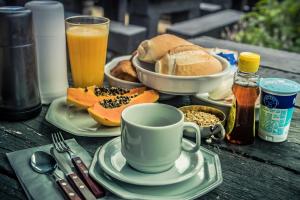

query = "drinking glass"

[{"left": 66, "top": 16, "right": 109, "bottom": 87}]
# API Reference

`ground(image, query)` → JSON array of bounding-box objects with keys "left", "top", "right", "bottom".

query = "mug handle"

[
  {"left": 182, "top": 122, "right": 201, "bottom": 153},
  {"left": 210, "top": 123, "right": 225, "bottom": 142}
]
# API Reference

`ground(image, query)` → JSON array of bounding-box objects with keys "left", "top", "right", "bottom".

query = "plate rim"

[
  {"left": 98, "top": 137, "right": 204, "bottom": 186},
  {"left": 193, "top": 93, "right": 232, "bottom": 108}
]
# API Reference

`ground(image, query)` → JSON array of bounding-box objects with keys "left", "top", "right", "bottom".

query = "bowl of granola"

[{"left": 179, "top": 105, "right": 226, "bottom": 142}]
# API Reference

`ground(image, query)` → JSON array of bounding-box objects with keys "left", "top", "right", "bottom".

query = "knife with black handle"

[{"left": 51, "top": 148, "right": 96, "bottom": 200}]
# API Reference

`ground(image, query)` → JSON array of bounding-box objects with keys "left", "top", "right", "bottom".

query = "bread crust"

[
  {"left": 156, "top": 45, "right": 223, "bottom": 76},
  {"left": 111, "top": 60, "right": 139, "bottom": 82},
  {"left": 137, "top": 34, "right": 192, "bottom": 63}
]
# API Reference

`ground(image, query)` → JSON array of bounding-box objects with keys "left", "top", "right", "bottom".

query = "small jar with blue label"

[{"left": 258, "top": 78, "right": 300, "bottom": 142}]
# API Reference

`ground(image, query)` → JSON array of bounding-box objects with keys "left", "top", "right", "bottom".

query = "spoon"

[
  {"left": 30, "top": 151, "right": 82, "bottom": 200},
  {"left": 30, "top": 151, "right": 57, "bottom": 174}
]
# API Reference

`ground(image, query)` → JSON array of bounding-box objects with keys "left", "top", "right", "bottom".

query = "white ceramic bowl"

[
  {"left": 105, "top": 55, "right": 143, "bottom": 89},
  {"left": 105, "top": 55, "right": 176, "bottom": 100},
  {"left": 132, "top": 54, "right": 230, "bottom": 95}
]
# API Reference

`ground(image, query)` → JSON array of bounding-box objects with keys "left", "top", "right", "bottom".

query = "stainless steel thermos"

[
  {"left": 25, "top": 1, "right": 69, "bottom": 104},
  {"left": 0, "top": 7, "right": 42, "bottom": 120}
]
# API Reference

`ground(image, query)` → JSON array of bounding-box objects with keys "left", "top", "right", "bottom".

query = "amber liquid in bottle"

[{"left": 226, "top": 77, "right": 260, "bottom": 145}]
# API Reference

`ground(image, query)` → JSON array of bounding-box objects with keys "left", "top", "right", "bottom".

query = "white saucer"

[
  {"left": 89, "top": 141, "right": 223, "bottom": 200},
  {"left": 98, "top": 137, "right": 204, "bottom": 186}
]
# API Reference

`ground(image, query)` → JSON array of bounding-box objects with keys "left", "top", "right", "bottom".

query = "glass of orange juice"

[{"left": 65, "top": 16, "right": 109, "bottom": 87}]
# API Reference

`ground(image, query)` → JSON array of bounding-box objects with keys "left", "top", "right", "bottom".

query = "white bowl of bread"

[
  {"left": 133, "top": 34, "right": 230, "bottom": 95},
  {"left": 105, "top": 55, "right": 176, "bottom": 100},
  {"left": 105, "top": 55, "right": 143, "bottom": 89}
]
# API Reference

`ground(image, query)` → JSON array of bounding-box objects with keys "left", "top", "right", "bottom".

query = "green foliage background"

[{"left": 233, "top": 0, "right": 300, "bottom": 53}]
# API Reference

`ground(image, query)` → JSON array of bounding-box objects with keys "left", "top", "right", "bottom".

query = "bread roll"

[
  {"left": 155, "top": 45, "right": 223, "bottom": 76},
  {"left": 111, "top": 60, "right": 139, "bottom": 82},
  {"left": 137, "top": 34, "right": 192, "bottom": 63}
]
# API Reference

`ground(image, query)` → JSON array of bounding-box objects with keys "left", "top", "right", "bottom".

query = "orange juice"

[{"left": 67, "top": 26, "right": 108, "bottom": 87}]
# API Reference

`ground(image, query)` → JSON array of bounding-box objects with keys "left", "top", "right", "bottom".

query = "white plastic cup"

[
  {"left": 25, "top": 1, "right": 69, "bottom": 104},
  {"left": 258, "top": 78, "right": 300, "bottom": 142}
]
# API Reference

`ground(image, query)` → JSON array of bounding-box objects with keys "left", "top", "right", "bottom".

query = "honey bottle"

[{"left": 226, "top": 52, "right": 260, "bottom": 145}]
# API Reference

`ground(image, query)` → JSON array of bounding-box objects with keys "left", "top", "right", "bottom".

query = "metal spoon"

[
  {"left": 30, "top": 151, "right": 57, "bottom": 174},
  {"left": 30, "top": 151, "right": 82, "bottom": 200}
]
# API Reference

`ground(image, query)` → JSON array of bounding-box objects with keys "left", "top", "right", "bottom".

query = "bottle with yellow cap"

[{"left": 226, "top": 52, "right": 260, "bottom": 145}]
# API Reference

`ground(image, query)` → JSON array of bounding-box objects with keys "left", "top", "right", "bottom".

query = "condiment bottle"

[{"left": 226, "top": 52, "right": 260, "bottom": 145}]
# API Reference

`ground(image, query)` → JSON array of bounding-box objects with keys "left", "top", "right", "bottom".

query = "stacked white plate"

[{"left": 89, "top": 137, "right": 223, "bottom": 200}]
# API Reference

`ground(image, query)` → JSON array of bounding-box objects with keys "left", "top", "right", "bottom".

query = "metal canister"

[{"left": 0, "top": 6, "right": 42, "bottom": 121}]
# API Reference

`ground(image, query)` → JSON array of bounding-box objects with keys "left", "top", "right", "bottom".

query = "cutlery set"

[
  {"left": 30, "top": 132, "right": 104, "bottom": 200},
  {"left": 30, "top": 151, "right": 81, "bottom": 200}
]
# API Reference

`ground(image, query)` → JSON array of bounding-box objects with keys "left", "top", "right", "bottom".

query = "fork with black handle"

[{"left": 52, "top": 132, "right": 105, "bottom": 198}]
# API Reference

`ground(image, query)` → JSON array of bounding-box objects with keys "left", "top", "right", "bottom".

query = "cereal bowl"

[{"left": 179, "top": 105, "right": 226, "bottom": 141}]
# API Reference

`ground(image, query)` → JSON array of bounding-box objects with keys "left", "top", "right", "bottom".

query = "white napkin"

[{"left": 6, "top": 139, "right": 117, "bottom": 200}]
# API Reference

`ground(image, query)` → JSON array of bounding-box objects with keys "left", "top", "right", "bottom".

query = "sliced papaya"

[
  {"left": 67, "top": 86, "right": 146, "bottom": 109},
  {"left": 88, "top": 90, "right": 159, "bottom": 126},
  {"left": 67, "top": 86, "right": 98, "bottom": 109}
]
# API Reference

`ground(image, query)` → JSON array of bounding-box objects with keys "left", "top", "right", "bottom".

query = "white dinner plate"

[
  {"left": 98, "top": 137, "right": 204, "bottom": 186},
  {"left": 45, "top": 97, "right": 120, "bottom": 137}
]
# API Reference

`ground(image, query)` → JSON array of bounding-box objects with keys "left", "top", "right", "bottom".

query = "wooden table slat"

[
  {"left": 0, "top": 173, "right": 26, "bottom": 200},
  {"left": 203, "top": 145, "right": 300, "bottom": 200}
]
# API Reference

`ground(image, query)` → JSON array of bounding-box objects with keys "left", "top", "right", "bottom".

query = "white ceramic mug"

[{"left": 121, "top": 103, "right": 201, "bottom": 173}]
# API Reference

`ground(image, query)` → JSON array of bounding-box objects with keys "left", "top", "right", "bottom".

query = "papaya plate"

[{"left": 46, "top": 97, "right": 121, "bottom": 137}]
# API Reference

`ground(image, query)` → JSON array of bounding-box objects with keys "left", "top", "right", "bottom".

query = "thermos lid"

[
  {"left": 0, "top": 6, "right": 34, "bottom": 46},
  {"left": 25, "top": 1, "right": 65, "bottom": 36}
]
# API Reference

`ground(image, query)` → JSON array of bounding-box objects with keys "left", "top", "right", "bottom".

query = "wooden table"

[{"left": 0, "top": 37, "right": 299, "bottom": 200}]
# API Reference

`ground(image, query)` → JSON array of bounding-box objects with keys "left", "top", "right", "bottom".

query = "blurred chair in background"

[{"left": 127, "top": 0, "right": 201, "bottom": 37}]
